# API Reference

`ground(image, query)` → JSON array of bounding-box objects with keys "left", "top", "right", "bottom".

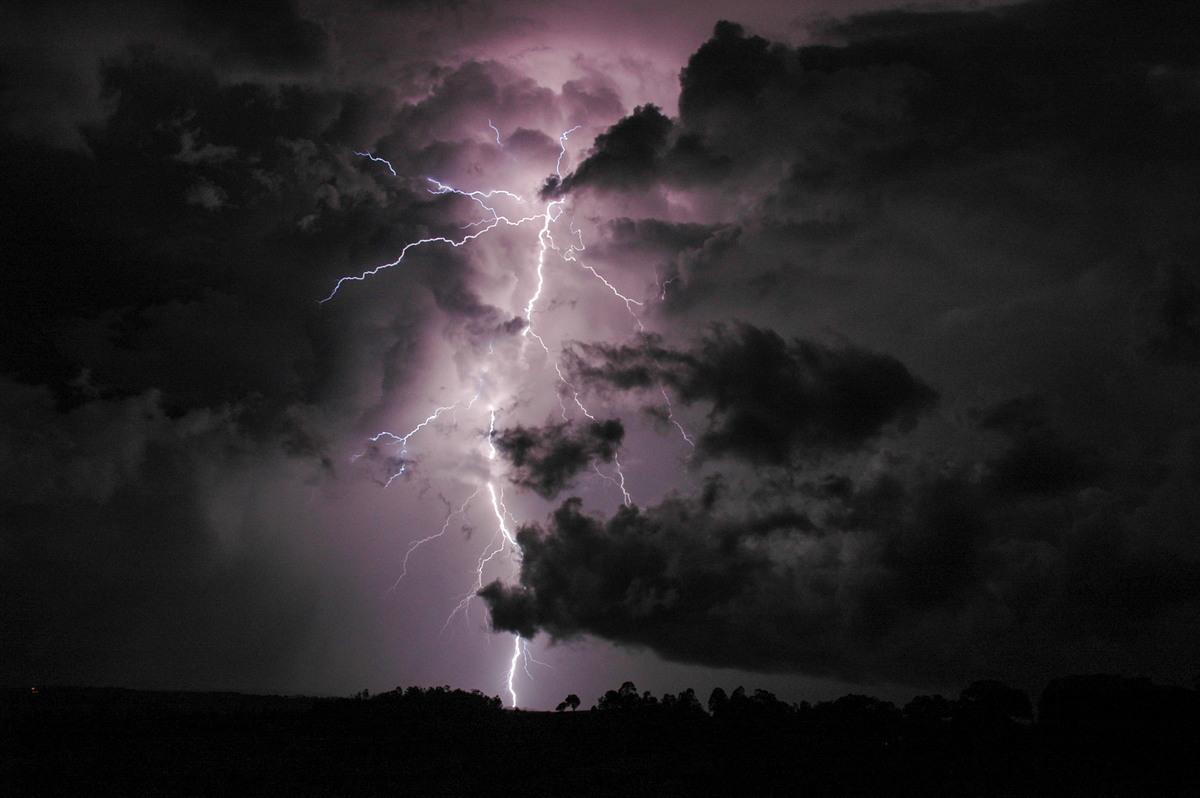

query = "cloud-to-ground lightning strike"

[
  {"left": 507, "top": 637, "right": 522, "bottom": 708},
  {"left": 329, "top": 126, "right": 673, "bottom": 706},
  {"left": 443, "top": 411, "right": 519, "bottom": 633},
  {"left": 441, "top": 483, "right": 509, "bottom": 630}
]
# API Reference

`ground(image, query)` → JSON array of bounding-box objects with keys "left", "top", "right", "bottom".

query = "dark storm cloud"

[
  {"left": 563, "top": 217, "right": 730, "bottom": 308},
  {"left": 380, "top": 59, "right": 560, "bottom": 158},
  {"left": 477, "top": 0, "right": 1200, "bottom": 693},
  {"left": 554, "top": 18, "right": 883, "bottom": 196},
  {"left": 676, "top": 20, "right": 783, "bottom": 120},
  {"left": 599, "top": 217, "right": 717, "bottom": 254},
  {"left": 179, "top": 0, "right": 330, "bottom": 73},
  {"left": 975, "top": 396, "right": 1105, "bottom": 497},
  {"left": 556, "top": 104, "right": 673, "bottom": 194},
  {"left": 492, "top": 418, "right": 624, "bottom": 499},
  {"left": 567, "top": 323, "right": 937, "bottom": 464},
  {"left": 984, "top": 426, "right": 1102, "bottom": 496},
  {"left": 480, "top": 434, "right": 1200, "bottom": 687},
  {"left": 556, "top": 0, "right": 1200, "bottom": 215},
  {"left": 561, "top": 78, "right": 625, "bottom": 128},
  {"left": 805, "top": 0, "right": 1200, "bottom": 161},
  {"left": 0, "top": 0, "right": 335, "bottom": 153},
  {"left": 1135, "top": 261, "right": 1200, "bottom": 365},
  {"left": 1, "top": 34, "right": 550, "bottom": 406},
  {"left": 0, "top": 380, "right": 331, "bottom": 689}
]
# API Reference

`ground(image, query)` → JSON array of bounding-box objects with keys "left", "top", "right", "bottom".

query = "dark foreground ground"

[{"left": 3, "top": 682, "right": 1198, "bottom": 796}]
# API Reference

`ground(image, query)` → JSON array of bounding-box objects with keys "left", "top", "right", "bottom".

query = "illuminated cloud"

[
  {"left": 481, "top": 437, "right": 1200, "bottom": 687},
  {"left": 566, "top": 323, "right": 937, "bottom": 463},
  {"left": 492, "top": 418, "right": 625, "bottom": 499}
]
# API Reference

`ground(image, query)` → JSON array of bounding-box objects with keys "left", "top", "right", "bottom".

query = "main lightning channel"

[{"left": 333, "top": 131, "right": 659, "bottom": 707}]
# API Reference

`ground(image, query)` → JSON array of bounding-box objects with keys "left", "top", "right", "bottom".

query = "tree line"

[{"left": 581, "top": 674, "right": 1198, "bottom": 736}]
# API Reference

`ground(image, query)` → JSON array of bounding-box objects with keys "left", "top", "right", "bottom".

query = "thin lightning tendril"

[
  {"left": 556, "top": 221, "right": 645, "bottom": 331},
  {"left": 319, "top": 174, "right": 544, "bottom": 305},
  {"left": 442, "top": 481, "right": 511, "bottom": 630},
  {"left": 555, "top": 125, "right": 581, "bottom": 176},
  {"left": 612, "top": 452, "right": 631, "bottom": 506},
  {"left": 367, "top": 404, "right": 457, "bottom": 486},
  {"left": 355, "top": 150, "right": 396, "bottom": 176},
  {"left": 660, "top": 385, "right": 696, "bottom": 453},
  {"left": 389, "top": 488, "right": 480, "bottom": 591},
  {"left": 522, "top": 641, "right": 552, "bottom": 677},
  {"left": 660, "top": 275, "right": 681, "bottom": 300}
]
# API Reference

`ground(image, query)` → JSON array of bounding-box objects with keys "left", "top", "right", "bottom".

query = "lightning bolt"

[
  {"left": 364, "top": 404, "right": 457, "bottom": 486},
  {"left": 319, "top": 174, "right": 545, "bottom": 304},
  {"left": 592, "top": 456, "right": 632, "bottom": 507},
  {"left": 517, "top": 128, "right": 636, "bottom": 500},
  {"left": 330, "top": 127, "right": 648, "bottom": 706},
  {"left": 507, "top": 637, "right": 522, "bottom": 707},
  {"left": 442, "top": 480, "right": 512, "bottom": 631},
  {"left": 520, "top": 196, "right": 566, "bottom": 349},
  {"left": 555, "top": 220, "right": 645, "bottom": 331},
  {"left": 389, "top": 488, "right": 480, "bottom": 591},
  {"left": 355, "top": 150, "right": 397, "bottom": 177},
  {"left": 660, "top": 385, "right": 696, "bottom": 453},
  {"left": 659, "top": 275, "right": 681, "bottom": 301},
  {"left": 555, "top": 125, "right": 581, "bottom": 176}
]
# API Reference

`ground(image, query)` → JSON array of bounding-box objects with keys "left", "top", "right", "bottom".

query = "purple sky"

[{"left": 3, "top": 0, "right": 1200, "bottom": 709}]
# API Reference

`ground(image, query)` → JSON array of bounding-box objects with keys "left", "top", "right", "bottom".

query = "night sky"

[{"left": 3, "top": 0, "right": 1200, "bottom": 710}]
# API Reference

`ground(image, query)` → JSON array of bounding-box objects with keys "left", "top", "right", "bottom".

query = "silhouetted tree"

[
  {"left": 673, "top": 688, "right": 704, "bottom": 716},
  {"left": 702, "top": 685, "right": 798, "bottom": 723},
  {"left": 813, "top": 694, "right": 902, "bottom": 743},
  {"left": 708, "top": 686, "right": 729, "bottom": 717},
  {"left": 565, "top": 694, "right": 580, "bottom": 711},
  {"left": 368, "top": 685, "right": 503, "bottom": 716},
  {"left": 904, "top": 694, "right": 955, "bottom": 728},
  {"left": 1036, "top": 674, "right": 1200, "bottom": 791},
  {"left": 598, "top": 681, "right": 644, "bottom": 711},
  {"left": 1039, "top": 674, "right": 1200, "bottom": 740},
  {"left": 597, "top": 689, "right": 618, "bottom": 710},
  {"left": 956, "top": 680, "right": 1032, "bottom": 727}
]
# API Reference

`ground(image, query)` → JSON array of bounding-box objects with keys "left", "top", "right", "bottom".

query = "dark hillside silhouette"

[{"left": 4, "top": 675, "right": 1198, "bottom": 795}]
